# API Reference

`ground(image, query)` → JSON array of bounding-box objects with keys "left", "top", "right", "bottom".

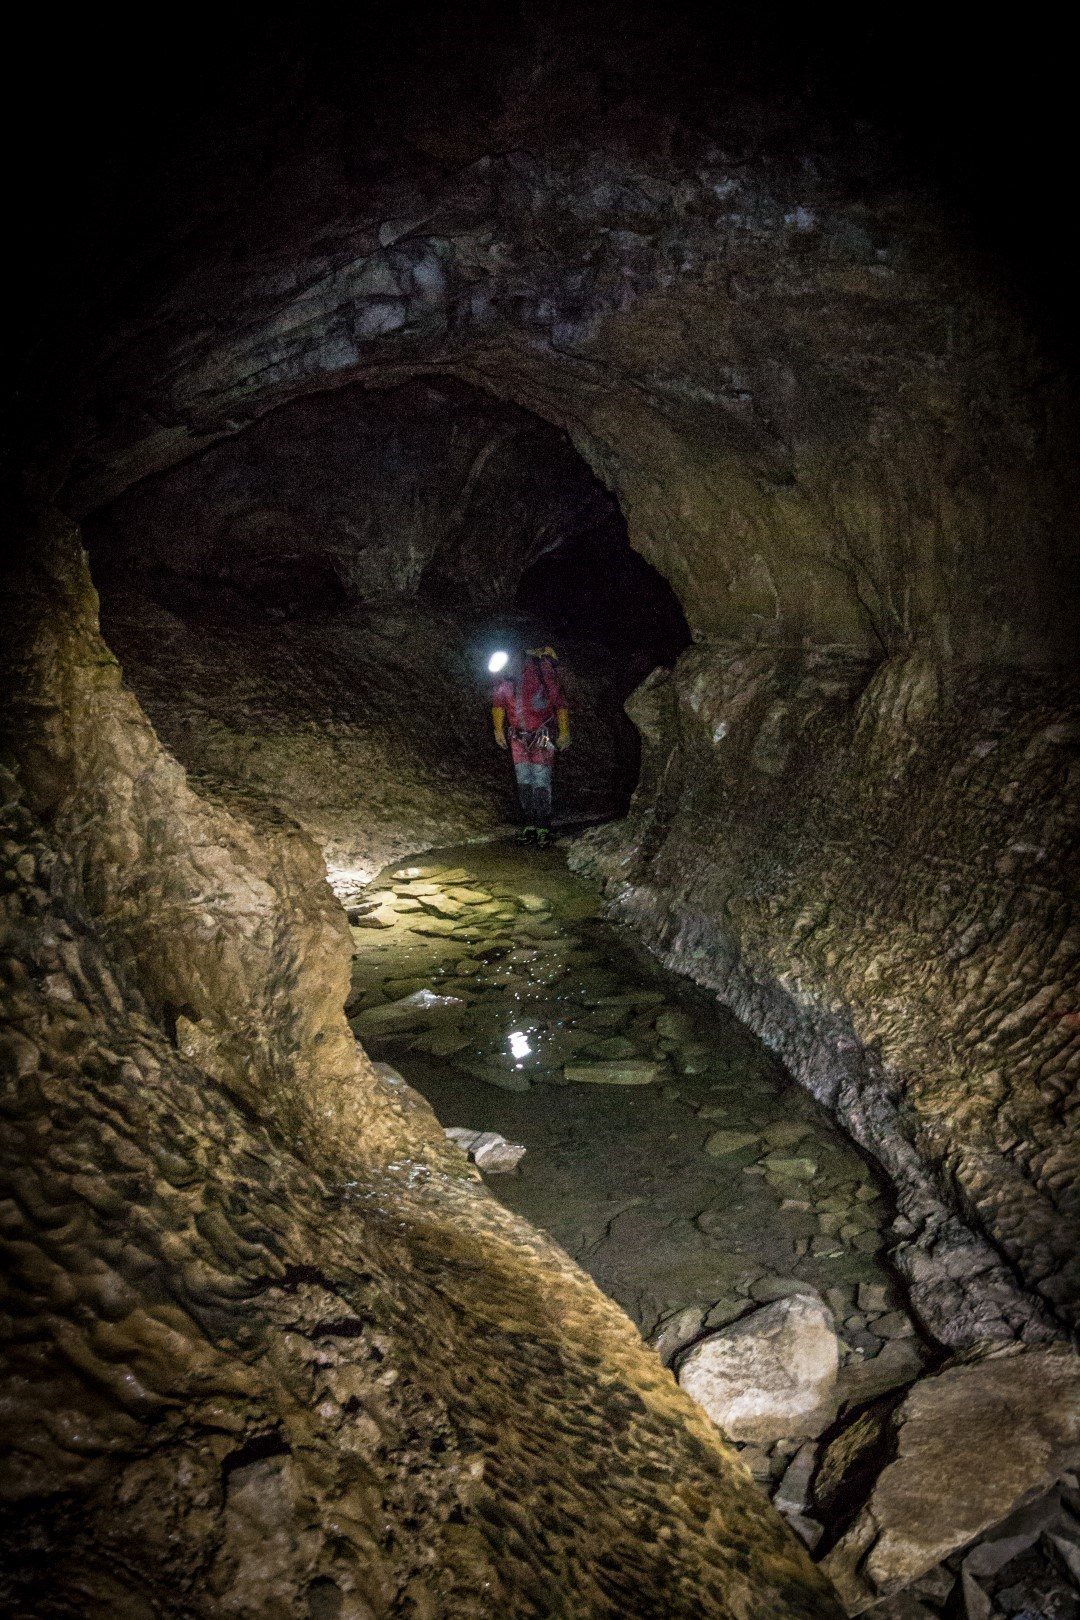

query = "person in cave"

[{"left": 491, "top": 645, "right": 570, "bottom": 845}]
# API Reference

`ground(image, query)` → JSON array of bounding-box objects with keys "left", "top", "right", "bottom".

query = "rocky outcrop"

[
  {"left": 678, "top": 1294, "right": 841, "bottom": 1445},
  {"left": 571, "top": 644, "right": 1079, "bottom": 1343},
  {"left": 0, "top": 765, "right": 842, "bottom": 1616},
  {"left": 817, "top": 1343, "right": 1080, "bottom": 1613}
]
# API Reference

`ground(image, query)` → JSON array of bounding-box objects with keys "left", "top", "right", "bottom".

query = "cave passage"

[
  {"left": 85, "top": 377, "right": 690, "bottom": 869},
  {"left": 346, "top": 840, "right": 929, "bottom": 1492}
]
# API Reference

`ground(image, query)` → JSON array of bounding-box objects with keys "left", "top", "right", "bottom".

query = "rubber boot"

[
  {"left": 534, "top": 781, "right": 554, "bottom": 846},
  {"left": 517, "top": 782, "right": 538, "bottom": 842}
]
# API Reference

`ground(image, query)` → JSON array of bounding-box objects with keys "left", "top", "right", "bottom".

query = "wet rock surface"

[
  {"left": 0, "top": 772, "right": 842, "bottom": 1618},
  {"left": 345, "top": 845, "right": 931, "bottom": 1455},
  {"left": 572, "top": 648, "right": 1079, "bottom": 1346}
]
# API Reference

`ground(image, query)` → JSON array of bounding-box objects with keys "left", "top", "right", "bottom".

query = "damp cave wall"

[
  {"left": 2, "top": 12, "right": 1079, "bottom": 1609},
  {"left": 50, "top": 48, "right": 1080, "bottom": 1345},
  {"left": 0, "top": 477, "right": 841, "bottom": 1620}
]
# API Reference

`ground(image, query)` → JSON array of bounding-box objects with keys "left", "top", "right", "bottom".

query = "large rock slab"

[
  {"left": 820, "top": 1344, "right": 1080, "bottom": 1614},
  {"left": 353, "top": 988, "right": 463, "bottom": 1034},
  {"left": 678, "top": 1294, "right": 841, "bottom": 1444}
]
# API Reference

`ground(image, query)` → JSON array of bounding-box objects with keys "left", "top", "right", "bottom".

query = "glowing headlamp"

[{"left": 487, "top": 650, "right": 509, "bottom": 674}]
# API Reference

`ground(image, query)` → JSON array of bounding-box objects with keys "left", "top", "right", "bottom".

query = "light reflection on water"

[{"left": 346, "top": 840, "right": 902, "bottom": 1349}]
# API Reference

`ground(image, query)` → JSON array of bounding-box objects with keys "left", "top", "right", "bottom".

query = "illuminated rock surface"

[
  {"left": 819, "top": 1344, "right": 1080, "bottom": 1613},
  {"left": 4, "top": 8, "right": 1079, "bottom": 1615},
  {"left": 678, "top": 1297, "right": 841, "bottom": 1446}
]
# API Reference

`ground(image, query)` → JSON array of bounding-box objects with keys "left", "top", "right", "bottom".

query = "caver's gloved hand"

[
  {"left": 492, "top": 705, "right": 508, "bottom": 749},
  {"left": 556, "top": 707, "right": 570, "bottom": 750}
]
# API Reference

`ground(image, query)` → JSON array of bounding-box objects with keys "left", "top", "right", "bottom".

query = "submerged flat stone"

[
  {"left": 354, "top": 989, "right": 463, "bottom": 1034},
  {"left": 655, "top": 1009, "right": 696, "bottom": 1040},
  {"left": 704, "top": 1129, "right": 760, "bottom": 1157},
  {"left": 351, "top": 909, "right": 396, "bottom": 929},
  {"left": 409, "top": 917, "right": 461, "bottom": 936},
  {"left": 563, "top": 1059, "right": 663, "bottom": 1085},
  {"left": 410, "top": 1027, "right": 472, "bottom": 1057},
  {"left": 583, "top": 1036, "right": 640, "bottom": 1060},
  {"left": 762, "top": 1154, "right": 817, "bottom": 1180},
  {"left": 762, "top": 1120, "right": 814, "bottom": 1149},
  {"left": 467, "top": 1061, "right": 531, "bottom": 1093},
  {"left": 418, "top": 894, "right": 465, "bottom": 918}
]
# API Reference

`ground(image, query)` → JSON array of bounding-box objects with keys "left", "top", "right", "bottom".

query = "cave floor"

[{"left": 346, "top": 841, "right": 925, "bottom": 1382}]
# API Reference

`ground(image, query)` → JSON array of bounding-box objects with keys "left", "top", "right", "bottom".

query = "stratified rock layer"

[{"left": 572, "top": 645, "right": 1079, "bottom": 1342}]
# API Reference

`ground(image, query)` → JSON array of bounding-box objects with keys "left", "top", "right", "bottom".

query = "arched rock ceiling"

[{"left": 66, "top": 142, "right": 1077, "bottom": 665}]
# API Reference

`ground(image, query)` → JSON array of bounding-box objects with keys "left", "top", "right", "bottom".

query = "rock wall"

[
  {"left": 571, "top": 645, "right": 1079, "bottom": 1343},
  {"left": 1, "top": 512, "right": 452, "bottom": 1174},
  {"left": 0, "top": 763, "right": 840, "bottom": 1617},
  {"left": 62, "top": 136, "right": 1078, "bottom": 671},
  {"left": 86, "top": 377, "right": 617, "bottom": 616},
  {"left": 0, "top": 507, "right": 841, "bottom": 1613}
]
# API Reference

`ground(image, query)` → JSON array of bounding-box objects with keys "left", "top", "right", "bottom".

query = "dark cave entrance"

[
  {"left": 513, "top": 521, "right": 692, "bottom": 701},
  {"left": 82, "top": 375, "right": 691, "bottom": 851}
]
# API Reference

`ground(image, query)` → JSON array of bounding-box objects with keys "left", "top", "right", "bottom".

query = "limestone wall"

[
  {"left": 0, "top": 504, "right": 841, "bottom": 1612},
  {"left": 571, "top": 646, "right": 1079, "bottom": 1343}
]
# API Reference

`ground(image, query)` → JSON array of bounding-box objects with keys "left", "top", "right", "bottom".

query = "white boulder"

[{"left": 677, "top": 1293, "right": 840, "bottom": 1445}]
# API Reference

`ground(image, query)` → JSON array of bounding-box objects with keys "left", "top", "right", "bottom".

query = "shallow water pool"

[{"left": 346, "top": 839, "right": 924, "bottom": 1449}]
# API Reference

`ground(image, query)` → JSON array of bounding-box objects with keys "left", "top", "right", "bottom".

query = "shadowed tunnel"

[{"left": 2, "top": 7, "right": 1079, "bottom": 1618}]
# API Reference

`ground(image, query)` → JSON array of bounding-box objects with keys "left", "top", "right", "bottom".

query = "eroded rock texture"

[
  {"left": 5, "top": 9, "right": 1079, "bottom": 1612},
  {"left": 572, "top": 646, "right": 1079, "bottom": 1342},
  {"left": 0, "top": 769, "right": 840, "bottom": 1617}
]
